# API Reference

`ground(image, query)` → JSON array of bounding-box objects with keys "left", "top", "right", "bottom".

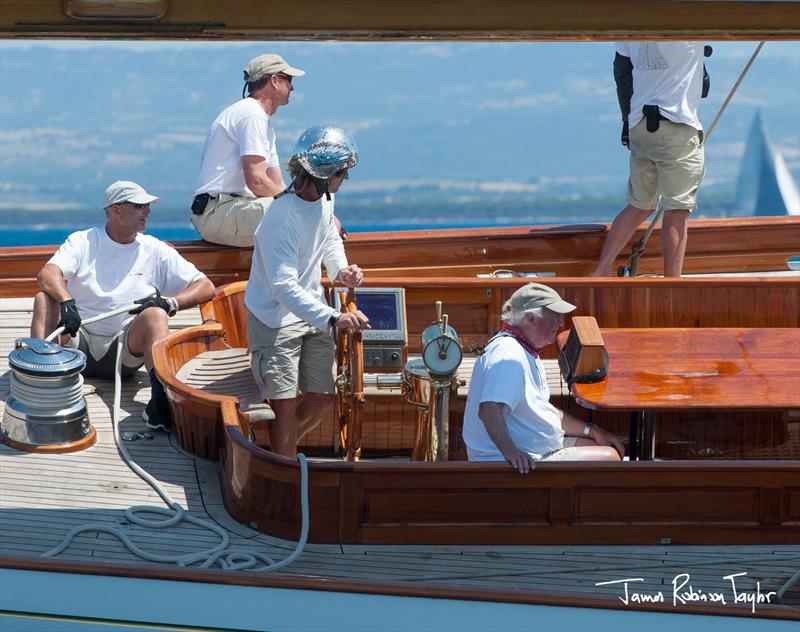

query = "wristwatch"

[
  {"left": 329, "top": 309, "right": 342, "bottom": 326},
  {"left": 583, "top": 423, "right": 594, "bottom": 438}
]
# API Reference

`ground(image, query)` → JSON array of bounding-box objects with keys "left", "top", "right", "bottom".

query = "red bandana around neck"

[{"left": 499, "top": 322, "right": 544, "bottom": 358}]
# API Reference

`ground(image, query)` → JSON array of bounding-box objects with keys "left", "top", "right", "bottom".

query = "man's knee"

[{"left": 134, "top": 306, "right": 169, "bottom": 333}]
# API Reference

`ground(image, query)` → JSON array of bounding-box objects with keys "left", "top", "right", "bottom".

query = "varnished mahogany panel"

[
  {"left": 2, "top": 218, "right": 799, "bottom": 297},
  {"left": 570, "top": 328, "right": 800, "bottom": 411}
]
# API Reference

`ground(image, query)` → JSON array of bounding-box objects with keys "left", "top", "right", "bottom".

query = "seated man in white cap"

[
  {"left": 463, "top": 283, "right": 624, "bottom": 473},
  {"left": 31, "top": 181, "right": 216, "bottom": 432},
  {"left": 190, "top": 53, "right": 305, "bottom": 247}
]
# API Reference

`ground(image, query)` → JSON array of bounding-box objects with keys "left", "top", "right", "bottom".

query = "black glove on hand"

[
  {"left": 58, "top": 299, "right": 81, "bottom": 337},
  {"left": 621, "top": 120, "right": 630, "bottom": 148},
  {"left": 129, "top": 289, "right": 178, "bottom": 316}
]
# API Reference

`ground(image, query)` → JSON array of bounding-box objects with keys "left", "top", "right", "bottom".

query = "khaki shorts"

[
  {"left": 627, "top": 119, "right": 705, "bottom": 212},
  {"left": 247, "top": 310, "right": 336, "bottom": 400},
  {"left": 64, "top": 326, "right": 142, "bottom": 379},
  {"left": 539, "top": 436, "right": 580, "bottom": 461},
  {"left": 191, "top": 193, "right": 273, "bottom": 248}
]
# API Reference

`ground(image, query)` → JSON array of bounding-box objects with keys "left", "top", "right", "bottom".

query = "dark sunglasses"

[{"left": 276, "top": 73, "right": 293, "bottom": 84}]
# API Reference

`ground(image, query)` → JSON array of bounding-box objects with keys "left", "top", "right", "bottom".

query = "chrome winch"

[{"left": 1, "top": 337, "right": 94, "bottom": 451}]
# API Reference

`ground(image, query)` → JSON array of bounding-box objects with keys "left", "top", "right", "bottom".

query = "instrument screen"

[{"left": 357, "top": 293, "right": 398, "bottom": 330}]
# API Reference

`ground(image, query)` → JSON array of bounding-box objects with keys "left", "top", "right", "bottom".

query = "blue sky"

[{"left": 1, "top": 40, "right": 798, "bottom": 220}]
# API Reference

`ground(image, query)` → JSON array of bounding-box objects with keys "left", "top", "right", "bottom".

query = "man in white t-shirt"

[
  {"left": 592, "top": 42, "right": 707, "bottom": 277},
  {"left": 463, "top": 283, "right": 623, "bottom": 474},
  {"left": 190, "top": 53, "right": 305, "bottom": 248},
  {"left": 31, "top": 181, "right": 216, "bottom": 432},
  {"left": 245, "top": 126, "right": 370, "bottom": 457}
]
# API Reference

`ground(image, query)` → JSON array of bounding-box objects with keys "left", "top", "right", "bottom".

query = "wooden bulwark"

[
  {"left": 151, "top": 317, "right": 800, "bottom": 545},
  {"left": 218, "top": 401, "right": 800, "bottom": 545},
  {"left": 2, "top": 0, "right": 800, "bottom": 39},
  {"left": 2, "top": 218, "right": 798, "bottom": 297}
]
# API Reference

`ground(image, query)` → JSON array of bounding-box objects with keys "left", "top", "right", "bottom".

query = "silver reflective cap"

[{"left": 293, "top": 126, "right": 358, "bottom": 180}]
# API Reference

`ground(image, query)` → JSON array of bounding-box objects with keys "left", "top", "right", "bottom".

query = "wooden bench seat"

[{"left": 175, "top": 347, "right": 275, "bottom": 424}]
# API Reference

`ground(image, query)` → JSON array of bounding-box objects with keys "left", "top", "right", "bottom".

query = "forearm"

[
  {"left": 247, "top": 173, "right": 284, "bottom": 197},
  {"left": 243, "top": 163, "right": 285, "bottom": 198},
  {"left": 559, "top": 408, "right": 594, "bottom": 437},
  {"left": 37, "top": 264, "right": 71, "bottom": 303},
  {"left": 172, "top": 278, "right": 215, "bottom": 311},
  {"left": 478, "top": 402, "right": 519, "bottom": 455}
]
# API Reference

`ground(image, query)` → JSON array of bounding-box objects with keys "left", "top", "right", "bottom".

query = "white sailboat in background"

[{"left": 734, "top": 110, "right": 800, "bottom": 216}]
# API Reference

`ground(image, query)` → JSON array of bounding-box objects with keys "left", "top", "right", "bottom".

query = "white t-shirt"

[
  {"left": 48, "top": 227, "right": 206, "bottom": 336},
  {"left": 462, "top": 335, "right": 565, "bottom": 461},
  {"left": 616, "top": 41, "right": 704, "bottom": 131},
  {"left": 244, "top": 193, "right": 348, "bottom": 331},
  {"left": 193, "top": 98, "right": 280, "bottom": 198}
]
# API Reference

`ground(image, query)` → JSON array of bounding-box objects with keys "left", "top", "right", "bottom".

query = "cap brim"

[
  {"left": 127, "top": 193, "right": 159, "bottom": 204},
  {"left": 283, "top": 65, "right": 305, "bottom": 77},
  {"left": 546, "top": 299, "right": 577, "bottom": 314}
]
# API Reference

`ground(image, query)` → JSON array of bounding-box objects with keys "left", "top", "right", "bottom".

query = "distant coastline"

[{"left": 1, "top": 191, "right": 744, "bottom": 247}]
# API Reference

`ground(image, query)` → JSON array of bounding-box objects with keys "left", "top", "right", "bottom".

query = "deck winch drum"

[{"left": 1, "top": 337, "right": 91, "bottom": 448}]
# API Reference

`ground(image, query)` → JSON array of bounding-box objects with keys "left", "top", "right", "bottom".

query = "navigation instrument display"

[{"left": 356, "top": 292, "right": 398, "bottom": 331}]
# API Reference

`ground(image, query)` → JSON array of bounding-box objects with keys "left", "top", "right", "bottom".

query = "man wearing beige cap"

[
  {"left": 463, "top": 283, "right": 623, "bottom": 473},
  {"left": 32, "top": 181, "right": 215, "bottom": 432},
  {"left": 191, "top": 53, "right": 305, "bottom": 247}
]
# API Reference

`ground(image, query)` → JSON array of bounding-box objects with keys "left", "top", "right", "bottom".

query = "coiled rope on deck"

[{"left": 42, "top": 308, "right": 310, "bottom": 571}]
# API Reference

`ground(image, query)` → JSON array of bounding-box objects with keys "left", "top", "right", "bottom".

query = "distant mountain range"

[{"left": 1, "top": 40, "right": 798, "bottom": 227}]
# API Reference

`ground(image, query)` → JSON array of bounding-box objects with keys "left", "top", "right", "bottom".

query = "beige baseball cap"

[
  {"left": 243, "top": 54, "right": 305, "bottom": 83},
  {"left": 103, "top": 181, "right": 159, "bottom": 208},
  {"left": 508, "top": 283, "right": 577, "bottom": 314}
]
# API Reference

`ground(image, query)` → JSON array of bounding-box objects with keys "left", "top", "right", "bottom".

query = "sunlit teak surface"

[{"left": 568, "top": 328, "right": 800, "bottom": 411}]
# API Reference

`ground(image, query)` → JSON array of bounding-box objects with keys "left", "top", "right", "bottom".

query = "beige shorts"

[
  {"left": 539, "top": 436, "right": 580, "bottom": 461},
  {"left": 64, "top": 326, "right": 142, "bottom": 379},
  {"left": 627, "top": 119, "right": 705, "bottom": 212},
  {"left": 247, "top": 310, "right": 336, "bottom": 400},
  {"left": 191, "top": 193, "right": 273, "bottom": 248}
]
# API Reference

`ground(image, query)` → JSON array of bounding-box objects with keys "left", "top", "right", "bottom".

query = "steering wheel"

[{"left": 334, "top": 288, "right": 365, "bottom": 461}]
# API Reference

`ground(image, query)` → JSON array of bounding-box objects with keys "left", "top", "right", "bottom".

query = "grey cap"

[
  {"left": 244, "top": 54, "right": 305, "bottom": 83},
  {"left": 103, "top": 181, "right": 159, "bottom": 208},
  {"left": 508, "top": 283, "right": 577, "bottom": 315}
]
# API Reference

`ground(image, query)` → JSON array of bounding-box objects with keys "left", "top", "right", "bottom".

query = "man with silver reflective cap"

[
  {"left": 191, "top": 53, "right": 304, "bottom": 247},
  {"left": 245, "top": 126, "right": 369, "bottom": 457},
  {"left": 463, "top": 283, "right": 623, "bottom": 473},
  {"left": 31, "top": 181, "right": 216, "bottom": 432}
]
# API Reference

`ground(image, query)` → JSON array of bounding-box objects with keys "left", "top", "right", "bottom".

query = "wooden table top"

[{"left": 563, "top": 328, "right": 800, "bottom": 411}]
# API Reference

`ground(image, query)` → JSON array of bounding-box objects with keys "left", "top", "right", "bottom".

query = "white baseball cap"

[{"left": 103, "top": 181, "right": 159, "bottom": 208}]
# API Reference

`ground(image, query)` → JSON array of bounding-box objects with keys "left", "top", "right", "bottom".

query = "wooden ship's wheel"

[{"left": 334, "top": 289, "right": 365, "bottom": 461}]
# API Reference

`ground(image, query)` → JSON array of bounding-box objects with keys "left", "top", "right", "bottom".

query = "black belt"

[{"left": 191, "top": 192, "right": 242, "bottom": 215}]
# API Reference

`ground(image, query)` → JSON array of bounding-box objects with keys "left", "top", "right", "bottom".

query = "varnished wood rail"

[{"left": 2, "top": 217, "right": 798, "bottom": 297}]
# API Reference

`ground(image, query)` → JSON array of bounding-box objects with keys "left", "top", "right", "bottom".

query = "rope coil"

[{"left": 42, "top": 308, "right": 310, "bottom": 572}]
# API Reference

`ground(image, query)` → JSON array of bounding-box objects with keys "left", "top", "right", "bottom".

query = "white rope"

[{"left": 42, "top": 308, "right": 310, "bottom": 572}]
